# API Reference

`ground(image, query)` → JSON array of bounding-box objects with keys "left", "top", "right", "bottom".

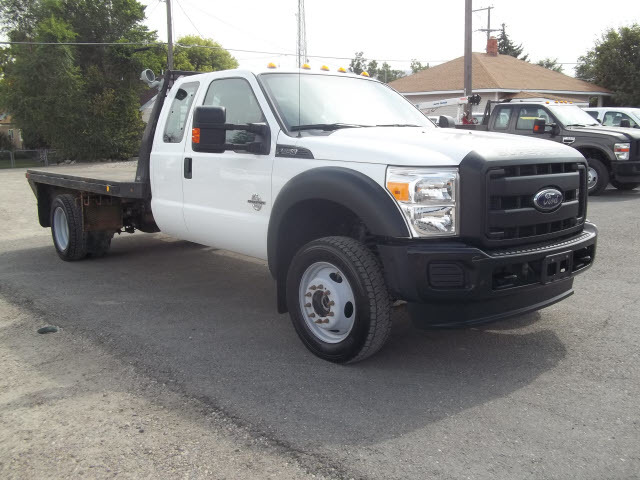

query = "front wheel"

[
  {"left": 286, "top": 236, "right": 392, "bottom": 363},
  {"left": 586, "top": 157, "right": 609, "bottom": 195},
  {"left": 610, "top": 179, "right": 639, "bottom": 191}
]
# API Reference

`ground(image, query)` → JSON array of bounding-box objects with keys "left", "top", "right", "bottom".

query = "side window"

[
  {"left": 493, "top": 106, "right": 512, "bottom": 130},
  {"left": 203, "top": 78, "right": 266, "bottom": 145},
  {"left": 585, "top": 111, "right": 599, "bottom": 120},
  {"left": 163, "top": 81, "right": 199, "bottom": 143},
  {"left": 516, "top": 107, "right": 550, "bottom": 130},
  {"left": 604, "top": 111, "right": 636, "bottom": 127}
]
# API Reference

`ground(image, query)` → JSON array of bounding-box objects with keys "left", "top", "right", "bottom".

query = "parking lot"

[{"left": 1, "top": 164, "right": 639, "bottom": 479}]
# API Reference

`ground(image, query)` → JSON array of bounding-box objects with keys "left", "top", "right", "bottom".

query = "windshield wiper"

[
  {"left": 290, "top": 123, "right": 367, "bottom": 131},
  {"left": 374, "top": 123, "right": 421, "bottom": 127}
]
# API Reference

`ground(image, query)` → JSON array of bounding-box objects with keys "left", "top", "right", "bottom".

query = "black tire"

[
  {"left": 286, "top": 236, "right": 392, "bottom": 364},
  {"left": 87, "top": 231, "right": 113, "bottom": 258},
  {"left": 586, "top": 157, "right": 609, "bottom": 195},
  {"left": 610, "top": 179, "right": 640, "bottom": 191},
  {"left": 50, "top": 194, "right": 88, "bottom": 261}
]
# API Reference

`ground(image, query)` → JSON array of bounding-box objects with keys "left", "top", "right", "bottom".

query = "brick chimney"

[{"left": 486, "top": 36, "right": 498, "bottom": 56}]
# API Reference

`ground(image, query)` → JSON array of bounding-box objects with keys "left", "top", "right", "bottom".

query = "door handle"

[{"left": 184, "top": 157, "right": 192, "bottom": 179}]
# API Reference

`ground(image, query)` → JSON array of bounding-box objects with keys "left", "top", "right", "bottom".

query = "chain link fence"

[{"left": 0, "top": 149, "right": 64, "bottom": 169}]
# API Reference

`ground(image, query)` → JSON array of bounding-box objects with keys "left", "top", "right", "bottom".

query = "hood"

[
  {"left": 567, "top": 125, "right": 640, "bottom": 141},
  {"left": 282, "top": 127, "right": 582, "bottom": 166}
]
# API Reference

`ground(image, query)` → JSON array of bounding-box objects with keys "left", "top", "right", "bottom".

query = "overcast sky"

[{"left": 141, "top": 0, "right": 639, "bottom": 76}]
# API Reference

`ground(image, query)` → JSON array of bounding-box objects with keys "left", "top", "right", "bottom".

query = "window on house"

[{"left": 163, "top": 81, "right": 199, "bottom": 143}]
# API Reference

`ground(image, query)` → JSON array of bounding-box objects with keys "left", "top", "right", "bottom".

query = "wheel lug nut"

[
  {"left": 310, "top": 285, "right": 317, "bottom": 290},
  {"left": 305, "top": 292, "right": 312, "bottom": 297},
  {"left": 309, "top": 313, "right": 315, "bottom": 318},
  {"left": 327, "top": 312, "right": 334, "bottom": 317},
  {"left": 323, "top": 319, "right": 330, "bottom": 324},
  {"left": 314, "top": 319, "right": 323, "bottom": 324},
  {"left": 317, "top": 284, "right": 323, "bottom": 289},
  {"left": 325, "top": 290, "right": 331, "bottom": 295},
  {"left": 305, "top": 303, "right": 311, "bottom": 307},
  {"left": 328, "top": 301, "right": 335, "bottom": 306}
]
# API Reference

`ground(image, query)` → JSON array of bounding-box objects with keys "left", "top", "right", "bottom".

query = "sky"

[{"left": 141, "top": 0, "right": 640, "bottom": 76}]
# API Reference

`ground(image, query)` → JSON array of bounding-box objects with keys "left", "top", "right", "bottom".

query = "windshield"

[
  {"left": 548, "top": 105, "right": 600, "bottom": 127},
  {"left": 259, "top": 73, "right": 433, "bottom": 131}
]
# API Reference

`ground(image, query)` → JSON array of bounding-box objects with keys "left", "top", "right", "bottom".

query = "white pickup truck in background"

[{"left": 26, "top": 67, "right": 597, "bottom": 363}]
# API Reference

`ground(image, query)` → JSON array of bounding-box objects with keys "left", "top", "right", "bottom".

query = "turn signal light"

[
  {"left": 192, "top": 128, "right": 200, "bottom": 144},
  {"left": 387, "top": 181, "right": 409, "bottom": 201}
]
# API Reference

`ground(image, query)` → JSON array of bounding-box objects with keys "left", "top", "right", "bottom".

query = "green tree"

[
  {"left": 537, "top": 58, "right": 563, "bottom": 73},
  {"left": 173, "top": 35, "right": 238, "bottom": 72},
  {"left": 349, "top": 51, "right": 367, "bottom": 75},
  {"left": 410, "top": 59, "right": 429, "bottom": 74},
  {"left": 376, "top": 62, "right": 405, "bottom": 83},
  {"left": 498, "top": 23, "right": 529, "bottom": 61},
  {"left": 576, "top": 24, "right": 640, "bottom": 106}
]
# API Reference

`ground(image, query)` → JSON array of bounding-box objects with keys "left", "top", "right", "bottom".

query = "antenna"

[{"left": 296, "top": 0, "right": 308, "bottom": 67}]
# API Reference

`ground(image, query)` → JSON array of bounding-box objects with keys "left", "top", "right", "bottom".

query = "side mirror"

[
  {"left": 532, "top": 118, "right": 558, "bottom": 135},
  {"left": 192, "top": 106, "right": 270, "bottom": 154},
  {"left": 438, "top": 115, "right": 456, "bottom": 128},
  {"left": 533, "top": 118, "right": 546, "bottom": 134},
  {"left": 620, "top": 119, "right": 631, "bottom": 128},
  {"left": 192, "top": 106, "right": 227, "bottom": 153}
]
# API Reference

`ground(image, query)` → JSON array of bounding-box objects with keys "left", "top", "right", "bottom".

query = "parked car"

[
  {"left": 26, "top": 68, "right": 597, "bottom": 363},
  {"left": 462, "top": 100, "right": 640, "bottom": 194},
  {"left": 584, "top": 107, "right": 640, "bottom": 128}
]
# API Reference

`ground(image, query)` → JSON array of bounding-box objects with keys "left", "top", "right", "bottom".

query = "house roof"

[{"left": 390, "top": 52, "right": 610, "bottom": 95}]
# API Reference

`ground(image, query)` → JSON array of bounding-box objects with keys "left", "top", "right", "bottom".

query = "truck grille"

[{"left": 486, "top": 162, "right": 586, "bottom": 244}]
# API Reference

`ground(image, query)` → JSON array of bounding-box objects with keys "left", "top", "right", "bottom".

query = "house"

[
  {"left": 389, "top": 38, "right": 611, "bottom": 121},
  {"left": 0, "top": 113, "right": 24, "bottom": 149}
]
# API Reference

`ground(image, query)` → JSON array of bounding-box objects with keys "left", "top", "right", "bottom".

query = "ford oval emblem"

[{"left": 533, "top": 188, "right": 563, "bottom": 212}]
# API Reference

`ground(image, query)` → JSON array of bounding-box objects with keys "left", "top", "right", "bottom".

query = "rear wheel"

[
  {"left": 586, "top": 157, "right": 609, "bottom": 195},
  {"left": 50, "top": 194, "right": 88, "bottom": 261},
  {"left": 610, "top": 179, "right": 639, "bottom": 191},
  {"left": 286, "top": 236, "right": 392, "bottom": 363}
]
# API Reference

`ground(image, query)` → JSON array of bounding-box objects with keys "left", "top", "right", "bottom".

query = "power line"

[
  {"left": 0, "top": 40, "right": 449, "bottom": 65},
  {"left": 174, "top": 0, "right": 202, "bottom": 38}
]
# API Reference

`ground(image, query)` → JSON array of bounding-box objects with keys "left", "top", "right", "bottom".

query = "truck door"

[
  {"left": 150, "top": 80, "right": 200, "bottom": 238},
  {"left": 181, "top": 75, "right": 275, "bottom": 260}
]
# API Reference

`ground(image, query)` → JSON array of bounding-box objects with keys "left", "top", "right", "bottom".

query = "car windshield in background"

[
  {"left": 548, "top": 105, "right": 600, "bottom": 127},
  {"left": 259, "top": 73, "right": 433, "bottom": 131}
]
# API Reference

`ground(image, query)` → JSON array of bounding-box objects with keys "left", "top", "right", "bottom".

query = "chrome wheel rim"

[
  {"left": 298, "top": 261, "right": 356, "bottom": 343},
  {"left": 53, "top": 207, "right": 70, "bottom": 251},
  {"left": 587, "top": 166, "right": 598, "bottom": 191}
]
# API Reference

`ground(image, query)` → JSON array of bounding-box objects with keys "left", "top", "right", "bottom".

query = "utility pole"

[
  {"left": 296, "top": 0, "right": 308, "bottom": 67},
  {"left": 473, "top": 5, "right": 500, "bottom": 44},
  {"left": 166, "top": 0, "right": 174, "bottom": 70},
  {"left": 463, "top": 0, "right": 472, "bottom": 119}
]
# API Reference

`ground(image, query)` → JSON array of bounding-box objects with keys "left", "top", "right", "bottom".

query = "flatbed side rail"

[{"left": 26, "top": 170, "right": 147, "bottom": 199}]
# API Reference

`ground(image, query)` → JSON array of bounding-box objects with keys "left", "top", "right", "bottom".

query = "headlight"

[
  {"left": 614, "top": 143, "right": 630, "bottom": 160},
  {"left": 386, "top": 167, "right": 458, "bottom": 237}
]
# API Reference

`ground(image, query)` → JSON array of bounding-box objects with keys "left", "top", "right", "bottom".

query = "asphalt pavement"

[{"left": 1, "top": 164, "right": 639, "bottom": 479}]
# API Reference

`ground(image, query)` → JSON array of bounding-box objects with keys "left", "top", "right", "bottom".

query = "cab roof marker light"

[
  {"left": 337, "top": 67, "right": 347, "bottom": 73},
  {"left": 361, "top": 71, "right": 370, "bottom": 77},
  {"left": 302, "top": 63, "right": 311, "bottom": 69},
  {"left": 267, "top": 62, "right": 277, "bottom": 69},
  {"left": 321, "top": 65, "right": 330, "bottom": 71}
]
